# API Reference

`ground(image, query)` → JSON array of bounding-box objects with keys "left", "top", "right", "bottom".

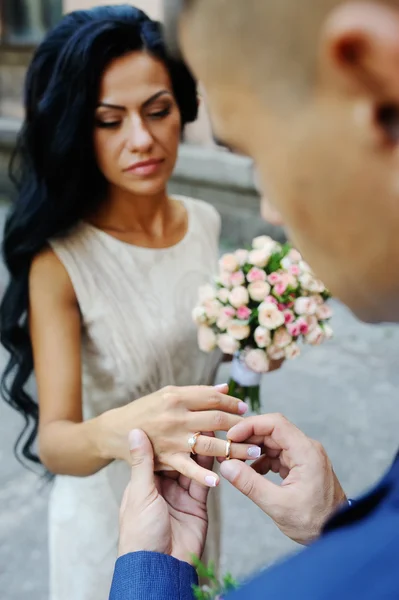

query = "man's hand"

[
  {"left": 220, "top": 414, "right": 347, "bottom": 545},
  {"left": 118, "top": 429, "right": 212, "bottom": 564}
]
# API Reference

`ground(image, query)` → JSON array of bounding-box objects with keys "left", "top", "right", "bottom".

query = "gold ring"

[
  {"left": 225, "top": 439, "right": 232, "bottom": 461},
  {"left": 188, "top": 432, "right": 201, "bottom": 455}
]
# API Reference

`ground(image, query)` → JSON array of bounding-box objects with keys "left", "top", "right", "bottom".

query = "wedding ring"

[
  {"left": 225, "top": 439, "right": 232, "bottom": 461},
  {"left": 188, "top": 432, "right": 201, "bottom": 455}
]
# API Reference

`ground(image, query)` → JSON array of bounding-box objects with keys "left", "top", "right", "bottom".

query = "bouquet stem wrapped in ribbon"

[{"left": 193, "top": 236, "right": 333, "bottom": 413}]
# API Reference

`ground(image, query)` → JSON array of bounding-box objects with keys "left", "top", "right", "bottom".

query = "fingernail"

[
  {"left": 215, "top": 383, "right": 228, "bottom": 390},
  {"left": 238, "top": 401, "right": 248, "bottom": 414},
  {"left": 128, "top": 429, "right": 143, "bottom": 450},
  {"left": 205, "top": 475, "right": 218, "bottom": 487},
  {"left": 247, "top": 446, "right": 261, "bottom": 459}
]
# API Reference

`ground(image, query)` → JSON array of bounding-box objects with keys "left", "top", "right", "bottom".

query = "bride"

[{"left": 0, "top": 5, "right": 261, "bottom": 600}]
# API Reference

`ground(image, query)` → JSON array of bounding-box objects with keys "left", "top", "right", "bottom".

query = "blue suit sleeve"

[{"left": 109, "top": 552, "right": 198, "bottom": 600}]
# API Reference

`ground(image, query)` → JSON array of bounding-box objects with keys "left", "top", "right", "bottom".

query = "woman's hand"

[{"left": 100, "top": 384, "right": 262, "bottom": 487}]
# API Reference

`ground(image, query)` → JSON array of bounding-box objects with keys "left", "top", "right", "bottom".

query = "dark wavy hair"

[{"left": 0, "top": 4, "right": 198, "bottom": 468}]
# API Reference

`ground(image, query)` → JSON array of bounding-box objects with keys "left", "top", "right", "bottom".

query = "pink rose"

[
  {"left": 287, "top": 322, "right": 301, "bottom": 337},
  {"left": 289, "top": 264, "right": 301, "bottom": 276},
  {"left": 268, "top": 272, "right": 281, "bottom": 285},
  {"left": 217, "top": 288, "right": 231, "bottom": 303},
  {"left": 235, "top": 249, "right": 249, "bottom": 266},
  {"left": 265, "top": 295, "right": 278, "bottom": 305},
  {"left": 283, "top": 309, "right": 295, "bottom": 324},
  {"left": 248, "top": 281, "right": 271, "bottom": 302},
  {"left": 219, "top": 253, "right": 239, "bottom": 273},
  {"left": 258, "top": 302, "right": 285, "bottom": 330},
  {"left": 273, "top": 282, "right": 288, "bottom": 296},
  {"left": 306, "top": 326, "right": 325, "bottom": 346},
  {"left": 247, "top": 267, "right": 267, "bottom": 283},
  {"left": 229, "top": 286, "right": 249, "bottom": 308},
  {"left": 285, "top": 342, "right": 301, "bottom": 359},
  {"left": 230, "top": 270, "right": 246, "bottom": 287},
  {"left": 295, "top": 317, "right": 310, "bottom": 335},
  {"left": 267, "top": 345, "right": 286, "bottom": 360},
  {"left": 273, "top": 327, "right": 292, "bottom": 349},
  {"left": 198, "top": 326, "right": 217, "bottom": 352},
  {"left": 294, "top": 297, "right": 318, "bottom": 316},
  {"left": 217, "top": 334, "right": 240, "bottom": 355},
  {"left": 306, "top": 315, "right": 319, "bottom": 332},
  {"left": 227, "top": 322, "right": 251, "bottom": 341},
  {"left": 192, "top": 306, "right": 207, "bottom": 325},
  {"left": 254, "top": 326, "right": 272, "bottom": 349},
  {"left": 216, "top": 306, "right": 236, "bottom": 330},
  {"left": 245, "top": 349, "right": 270, "bottom": 373},
  {"left": 248, "top": 248, "right": 271, "bottom": 268},
  {"left": 323, "top": 324, "right": 334, "bottom": 340},
  {"left": 237, "top": 306, "right": 252, "bottom": 320},
  {"left": 316, "top": 303, "right": 333, "bottom": 321}
]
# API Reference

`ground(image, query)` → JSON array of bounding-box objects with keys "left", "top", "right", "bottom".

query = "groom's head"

[{"left": 166, "top": 0, "right": 399, "bottom": 323}]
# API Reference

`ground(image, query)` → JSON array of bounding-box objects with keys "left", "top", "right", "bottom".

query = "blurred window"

[{"left": 0, "top": 0, "right": 62, "bottom": 45}]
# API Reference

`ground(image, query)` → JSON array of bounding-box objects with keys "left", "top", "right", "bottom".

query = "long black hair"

[{"left": 0, "top": 4, "right": 198, "bottom": 468}]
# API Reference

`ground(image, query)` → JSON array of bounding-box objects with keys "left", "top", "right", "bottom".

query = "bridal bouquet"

[{"left": 193, "top": 236, "right": 333, "bottom": 412}]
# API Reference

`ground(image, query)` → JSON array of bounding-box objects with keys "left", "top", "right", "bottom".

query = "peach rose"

[
  {"left": 248, "top": 248, "right": 271, "bottom": 268},
  {"left": 217, "top": 288, "right": 231, "bottom": 303},
  {"left": 267, "top": 345, "right": 286, "bottom": 360},
  {"left": 216, "top": 306, "right": 236, "bottom": 330},
  {"left": 230, "top": 270, "right": 246, "bottom": 287},
  {"left": 288, "top": 249, "right": 302, "bottom": 263},
  {"left": 219, "top": 253, "right": 239, "bottom": 273},
  {"left": 203, "top": 299, "right": 222, "bottom": 323},
  {"left": 306, "top": 326, "right": 325, "bottom": 346},
  {"left": 217, "top": 333, "right": 240, "bottom": 355},
  {"left": 316, "top": 303, "right": 333, "bottom": 321},
  {"left": 294, "top": 297, "right": 318, "bottom": 316},
  {"left": 306, "top": 315, "right": 319, "bottom": 332},
  {"left": 227, "top": 322, "right": 251, "bottom": 341},
  {"left": 273, "top": 327, "right": 292, "bottom": 349},
  {"left": 245, "top": 349, "right": 270, "bottom": 373},
  {"left": 198, "top": 326, "right": 217, "bottom": 352},
  {"left": 235, "top": 249, "right": 249, "bottom": 266},
  {"left": 248, "top": 280, "right": 271, "bottom": 302},
  {"left": 247, "top": 267, "right": 267, "bottom": 283},
  {"left": 285, "top": 342, "right": 301, "bottom": 359},
  {"left": 229, "top": 286, "right": 250, "bottom": 308},
  {"left": 254, "top": 326, "right": 272, "bottom": 349},
  {"left": 258, "top": 302, "right": 285, "bottom": 330}
]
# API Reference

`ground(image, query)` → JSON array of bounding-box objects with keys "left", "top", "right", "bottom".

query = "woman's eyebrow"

[{"left": 97, "top": 91, "right": 171, "bottom": 111}]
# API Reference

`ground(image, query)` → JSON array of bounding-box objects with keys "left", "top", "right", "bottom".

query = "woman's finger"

[
  {"left": 171, "top": 454, "right": 220, "bottom": 488},
  {"left": 193, "top": 434, "right": 261, "bottom": 461},
  {"left": 192, "top": 410, "right": 243, "bottom": 433},
  {"left": 177, "top": 385, "right": 248, "bottom": 415}
]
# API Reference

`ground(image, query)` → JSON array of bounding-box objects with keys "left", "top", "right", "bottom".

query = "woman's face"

[{"left": 94, "top": 51, "right": 182, "bottom": 197}]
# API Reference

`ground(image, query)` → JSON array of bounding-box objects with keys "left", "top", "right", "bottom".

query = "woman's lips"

[{"left": 125, "top": 158, "right": 164, "bottom": 176}]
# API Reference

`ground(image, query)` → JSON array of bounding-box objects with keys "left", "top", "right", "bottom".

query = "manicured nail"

[
  {"left": 238, "top": 401, "right": 248, "bottom": 414},
  {"left": 247, "top": 446, "right": 261, "bottom": 459},
  {"left": 215, "top": 383, "right": 228, "bottom": 390},
  {"left": 205, "top": 475, "right": 218, "bottom": 487},
  {"left": 128, "top": 429, "right": 143, "bottom": 450}
]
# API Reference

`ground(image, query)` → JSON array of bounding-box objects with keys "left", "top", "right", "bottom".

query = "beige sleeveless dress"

[{"left": 48, "top": 196, "right": 222, "bottom": 600}]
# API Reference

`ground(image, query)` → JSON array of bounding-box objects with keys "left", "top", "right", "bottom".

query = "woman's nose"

[{"left": 126, "top": 117, "right": 153, "bottom": 153}]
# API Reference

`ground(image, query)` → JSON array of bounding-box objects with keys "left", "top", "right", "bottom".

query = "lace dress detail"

[{"left": 47, "top": 197, "right": 221, "bottom": 600}]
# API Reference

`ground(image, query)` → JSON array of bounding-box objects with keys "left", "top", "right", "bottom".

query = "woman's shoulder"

[{"left": 178, "top": 195, "right": 221, "bottom": 231}]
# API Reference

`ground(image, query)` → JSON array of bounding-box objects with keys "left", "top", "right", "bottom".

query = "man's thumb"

[
  {"left": 220, "top": 459, "right": 283, "bottom": 517},
  {"left": 128, "top": 429, "right": 155, "bottom": 495}
]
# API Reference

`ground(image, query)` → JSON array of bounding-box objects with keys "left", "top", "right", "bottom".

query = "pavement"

[{"left": 0, "top": 201, "right": 399, "bottom": 599}]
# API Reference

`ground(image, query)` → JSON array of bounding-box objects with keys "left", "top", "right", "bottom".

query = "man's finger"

[
  {"left": 220, "top": 458, "right": 284, "bottom": 517},
  {"left": 128, "top": 429, "right": 156, "bottom": 503}
]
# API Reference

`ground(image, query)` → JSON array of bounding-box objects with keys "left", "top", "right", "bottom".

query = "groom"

[{"left": 110, "top": 1, "right": 399, "bottom": 597}]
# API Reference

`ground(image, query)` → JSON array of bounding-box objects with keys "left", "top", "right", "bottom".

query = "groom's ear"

[{"left": 319, "top": 1, "right": 399, "bottom": 145}]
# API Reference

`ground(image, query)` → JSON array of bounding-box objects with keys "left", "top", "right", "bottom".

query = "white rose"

[
  {"left": 227, "top": 322, "right": 251, "bottom": 341},
  {"left": 216, "top": 307, "right": 235, "bottom": 330},
  {"left": 258, "top": 302, "right": 285, "bottom": 330},
  {"left": 229, "top": 286, "right": 250, "bottom": 308},
  {"left": 248, "top": 248, "right": 271, "bottom": 268},
  {"left": 273, "top": 327, "right": 292, "bottom": 349},
  {"left": 285, "top": 342, "right": 301, "bottom": 359},
  {"left": 252, "top": 235, "right": 274, "bottom": 250},
  {"left": 192, "top": 306, "right": 207, "bottom": 325},
  {"left": 217, "top": 334, "right": 240, "bottom": 355},
  {"left": 254, "top": 326, "right": 271, "bottom": 349},
  {"left": 316, "top": 303, "right": 333, "bottom": 321},
  {"left": 267, "top": 345, "right": 286, "bottom": 360},
  {"left": 218, "top": 270, "right": 232, "bottom": 288},
  {"left": 219, "top": 253, "right": 239, "bottom": 273},
  {"left": 248, "top": 280, "right": 271, "bottom": 302},
  {"left": 306, "top": 326, "right": 325, "bottom": 346},
  {"left": 323, "top": 324, "right": 334, "bottom": 340},
  {"left": 294, "top": 297, "right": 318, "bottom": 316},
  {"left": 217, "top": 288, "right": 231, "bottom": 303},
  {"left": 198, "top": 326, "right": 217, "bottom": 352},
  {"left": 203, "top": 299, "right": 222, "bottom": 323},
  {"left": 235, "top": 249, "right": 249, "bottom": 266},
  {"left": 245, "top": 349, "right": 270, "bottom": 373},
  {"left": 198, "top": 284, "right": 216, "bottom": 303}
]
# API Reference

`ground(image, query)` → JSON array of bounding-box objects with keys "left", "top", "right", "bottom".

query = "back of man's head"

[{"left": 169, "top": 0, "right": 399, "bottom": 324}]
